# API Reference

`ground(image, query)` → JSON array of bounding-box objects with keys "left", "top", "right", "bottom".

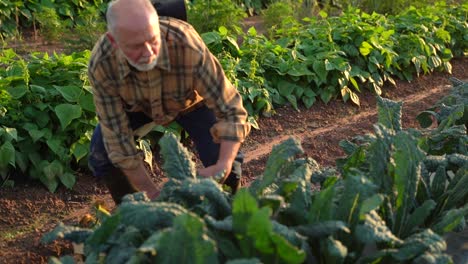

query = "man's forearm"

[
  {"left": 197, "top": 139, "right": 241, "bottom": 179},
  {"left": 121, "top": 161, "right": 159, "bottom": 199},
  {"left": 218, "top": 140, "right": 241, "bottom": 168}
]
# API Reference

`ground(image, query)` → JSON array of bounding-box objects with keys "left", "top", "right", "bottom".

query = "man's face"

[{"left": 114, "top": 15, "right": 161, "bottom": 71}]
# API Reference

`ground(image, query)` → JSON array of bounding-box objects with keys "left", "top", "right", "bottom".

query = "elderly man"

[{"left": 88, "top": 0, "right": 250, "bottom": 203}]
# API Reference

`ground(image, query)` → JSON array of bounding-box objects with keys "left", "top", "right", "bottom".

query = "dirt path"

[
  {"left": 0, "top": 58, "right": 466, "bottom": 263},
  {"left": 243, "top": 83, "right": 453, "bottom": 163},
  {"left": 241, "top": 58, "right": 467, "bottom": 179}
]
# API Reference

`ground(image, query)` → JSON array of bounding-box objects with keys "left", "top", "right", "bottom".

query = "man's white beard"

[{"left": 123, "top": 52, "right": 159, "bottom": 72}]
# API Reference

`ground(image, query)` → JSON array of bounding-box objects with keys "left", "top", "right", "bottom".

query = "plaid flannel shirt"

[{"left": 88, "top": 17, "right": 250, "bottom": 169}]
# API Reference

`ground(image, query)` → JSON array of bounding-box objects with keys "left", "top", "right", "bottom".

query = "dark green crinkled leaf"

[
  {"left": 447, "top": 153, "right": 468, "bottom": 168},
  {"left": 339, "top": 139, "right": 359, "bottom": 155},
  {"left": 339, "top": 146, "right": 366, "bottom": 174},
  {"left": 118, "top": 202, "right": 189, "bottom": 232},
  {"left": 246, "top": 207, "right": 275, "bottom": 255},
  {"left": 431, "top": 166, "right": 447, "bottom": 199},
  {"left": 393, "top": 229, "right": 446, "bottom": 261},
  {"left": 122, "top": 192, "right": 151, "bottom": 203},
  {"left": 258, "top": 194, "right": 284, "bottom": 214},
  {"left": 137, "top": 231, "right": 163, "bottom": 256},
  {"left": 417, "top": 110, "right": 438, "bottom": 128},
  {"left": 308, "top": 184, "right": 336, "bottom": 223},
  {"left": 392, "top": 131, "right": 425, "bottom": 235},
  {"left": 233, "top": 190, "right": 306, "bottom": 263},
  {"left": 211, "top": 231, "right": 243, "bottom": 259},
  {"left": 279, "top": 158, "right": 318, "bottom": 182},
  {"left": 411, "top": 252, "right": 453, "bottom": 264},
  {"left": 252, "top": 137, "right": 304, "bottom": 194},
  {"left": 377, "top": 96, "right": 402, "bottom": 132},
  {"left": 424, "top": 156, "right": 449, "bottom": 171},
  {"left": 270, "top": 233, "right": 306, "bottom": 264},
  {"left": 401, "top": 199, "right": 436, "bottom": 238},
  {"left": 336, "top": 174, "right": 377, "bottom": 226},
  {"left": 432, "top": 205, "right": 468, "bottom": 234},
  {"left": 138, "top": 213, "right": 218, "bottom": 264},
  {"left": 205, "top": 215, "right": 233, "bottom": 232},
  {"left": 159, "top": 178, "right": 231, "bottom": 218},
  {"left": 367, "top": 125, "right": 394, "bottom": 192},
  {"left": 425, "top": 126, "right": 467, "bottom": 155},
  {"left": 159, "top": 133, "right": 196, "bottom": 180},
  {"left": 295, "top": 221, "right": 350, "bottom": 238},
  {"left": 356, "top": 211, "right": 402, "bottom": 244},
  {"left": 233, "top": 188, "right": 259, "bottom": 234},
  {"left": 127, "top": 254, "right": 152, "bottom": 264},
  {"left": 41, "top": 222, "right": 92, "bottom": 244},
  {"left": 359, "top": 194, "right": 384, "bottom": 219},
  {"left": 323, "top": 237, "right": 347, "bottom": 264},
  {"left": 445, "top": 170, "right": 468, "bottom": 210},
  {"left": 271, "top": 220, "right": 308, "bottom": 250},
  {"left": 281, "top": 163, "right": 313, "bottom": 224},
  {"left": 105, "top": 226, "right": 143, "bottom": 264},
  {"left": 85, "top": 213, "right": 121, "bottom": 249}
]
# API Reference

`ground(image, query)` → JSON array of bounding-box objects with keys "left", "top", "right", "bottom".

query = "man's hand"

[
  {"left": 122, "top": 161, "right": 160, "bottom": 199},
  {"left": 198, "top": 161, "right": 232, "bottom": 182},
  {"left": 197, "top": 140, "right": 240, "bottom": 183}
]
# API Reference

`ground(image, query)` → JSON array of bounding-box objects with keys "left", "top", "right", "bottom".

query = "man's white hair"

[{"left": 106, "top": 0, "right": 158, "bottom": 37}]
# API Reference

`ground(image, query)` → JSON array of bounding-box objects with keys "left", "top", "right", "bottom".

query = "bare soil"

[{"left": 1, "top": 19, "right": 467, "bottom": 263}]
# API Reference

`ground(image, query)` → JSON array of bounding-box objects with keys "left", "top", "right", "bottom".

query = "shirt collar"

[{"left": 116, "top": 35, "right": 171, "bottom": 80}]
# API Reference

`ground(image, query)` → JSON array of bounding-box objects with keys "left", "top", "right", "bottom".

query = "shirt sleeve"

[
  {"left": 194, "top": 44, "right": 251, "bottom": 143},
  {"left": 89, "top": 66, "right": 142, "bottom": 170}
]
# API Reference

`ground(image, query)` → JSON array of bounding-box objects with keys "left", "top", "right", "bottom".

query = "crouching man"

[{"left": 87, "top": 0, "right": 251, "bottom": 204}]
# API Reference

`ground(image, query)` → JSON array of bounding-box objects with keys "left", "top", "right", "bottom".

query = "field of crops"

[{"left": 0, "top": 0, "right": 467, "bottom": 263}]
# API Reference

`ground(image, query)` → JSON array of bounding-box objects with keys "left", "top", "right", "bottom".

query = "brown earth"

[{"left": 0, "top": 19, "right": 467, "bottom": 263}]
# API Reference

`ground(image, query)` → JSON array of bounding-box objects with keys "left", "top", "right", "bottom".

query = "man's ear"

[{"left": 106, "top": 32, "right": 119, "bottom": 49}]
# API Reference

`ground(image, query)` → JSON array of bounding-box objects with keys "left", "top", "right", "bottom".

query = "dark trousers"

[{"left": 88, "top": 105, "right": 244, "bottom": 178}]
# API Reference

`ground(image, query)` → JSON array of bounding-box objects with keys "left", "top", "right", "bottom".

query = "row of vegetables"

[{"left": 43, "top": 79, "right": 467, "bottom": 263}]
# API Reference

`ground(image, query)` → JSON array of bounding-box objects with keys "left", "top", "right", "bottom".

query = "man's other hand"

[{"left": 198, "top": 161, "right": 232, "bottom": 183}]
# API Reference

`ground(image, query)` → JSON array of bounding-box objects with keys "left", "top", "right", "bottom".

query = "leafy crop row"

[
  {"left": 0, "top": 49, "right": 95, "bottom": 191},
  {"left": 43, "top": 79, "right": 467, "bottom": 263},
  {"left": 0, "top": 0, "right": 107, "bottom": 39},
  {"left": 205, "top": 3, "right": 467, "bottom": 121}
]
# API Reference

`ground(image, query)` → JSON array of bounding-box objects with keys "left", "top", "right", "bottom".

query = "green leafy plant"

[
  {"left": 337, "top": 79, "right": 467, "bottom": 242},
  {"left": 0, "top": 0, "right": 108, "bottom": 42},
  {"left": 34, "top": 6, "right": 67, "bottom": 43},
  {"left": 339, "top": 0, "right": 464, "bottom": 15},
  {"left": 187, "top": 0, "right": 247, "bottom": 35},
  {"left": 205, "top": 2, "right": 466, "bottom": 116},
  {"left": 62, "top": 4, "right": 107, "bottom": 51},
  {"left": 261, "top": 1, "right": 294, "bottom": 36},
  {"left": 233, "top": 0, "right": 271, "bottom": 16},
  {"left": 43, "top": 80, "right": 467, "bottom": 262},
  {"left": 0, "top": 49, "right": 96, "bottom": 191},
  {"left": 417, "top": 77, "right": 468, "bottom": 131}
]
